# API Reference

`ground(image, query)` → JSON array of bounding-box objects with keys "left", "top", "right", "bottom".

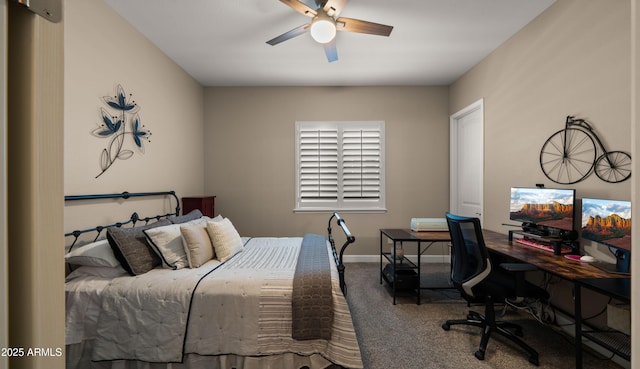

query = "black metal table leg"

[{"left": 574, "top": 282, "right": 582, "bottom": 369}]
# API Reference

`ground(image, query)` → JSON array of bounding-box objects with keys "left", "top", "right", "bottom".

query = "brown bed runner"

[{"left": 291, "top": 233, "right": 334, "bottom": 340}]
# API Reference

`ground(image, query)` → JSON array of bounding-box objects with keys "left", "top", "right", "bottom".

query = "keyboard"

[{"left": 513, "top": 238, "right": 572, "bottom": 254}]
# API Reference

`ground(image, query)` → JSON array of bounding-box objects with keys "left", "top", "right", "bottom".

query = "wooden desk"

[
  {"left": 483, "top": 230, "right": 625, "bottom": 280},
  {"left": 379, "top": 229, "right": 451, "bottom": 305},
  {"left": 482, "top": 229, "right": 629, "bottom": 368}
]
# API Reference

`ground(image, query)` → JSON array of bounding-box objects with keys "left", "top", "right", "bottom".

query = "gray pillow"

[
  {"left": 168, "top": 209, "right": 203, "bottom": 224},
  {"left": 107, "top": 219, "right": 172, "bottom": 276}
]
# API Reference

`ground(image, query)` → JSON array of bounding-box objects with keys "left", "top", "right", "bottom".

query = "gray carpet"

[{"left": 343, "top": 262, "right": 624, "bottom": 369}]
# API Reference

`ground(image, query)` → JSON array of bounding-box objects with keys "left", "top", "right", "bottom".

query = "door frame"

[
  {"left": 1, "top": 2, "right": 7, "bottom": 368},
  {"left": 449, "top": 98, "right": 484, "bottom": 222}
]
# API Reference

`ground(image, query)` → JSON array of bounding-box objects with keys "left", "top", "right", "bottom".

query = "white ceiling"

[{"left": 104, "top": 0, "right": 556, "bottom": 87}]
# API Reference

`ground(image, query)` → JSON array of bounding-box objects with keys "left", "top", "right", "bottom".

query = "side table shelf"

[
  {"left": 574, "top": 277, "right": 631, "bottom": 367},
  {"left": 581, "top": 330, "right": 630, "bottom": 361},
  {"left": 379, "top": 228, "right": 452, "bottom": 305},
  {"left": 381, "top": 253, "right": 419, "bottom": 295}
]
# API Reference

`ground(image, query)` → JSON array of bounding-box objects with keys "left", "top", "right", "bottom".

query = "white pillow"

[
  {"left": 65, "top": 239, "right": 120, "bottom": 268},
  {"left": 144, "top": 217, "right": 210, "bottom": 269},
  {"left": 180, "top": 223, "right": 214, "bottom": 268},
  {"left": 206, "top": 218, "right": 243, "bottom": 262}
]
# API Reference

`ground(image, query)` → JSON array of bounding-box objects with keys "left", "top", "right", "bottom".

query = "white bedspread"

[{"left": 67, "top": 237, "right": 362, "bottom": 369}]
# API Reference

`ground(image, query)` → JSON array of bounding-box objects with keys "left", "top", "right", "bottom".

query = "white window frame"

[{"left": 295, "top": 121, "right": 386, "bottom": 213}]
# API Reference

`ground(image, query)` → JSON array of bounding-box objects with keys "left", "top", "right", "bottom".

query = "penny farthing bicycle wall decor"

[{"left": 539, "top": 116, "right": 631, "bottom": 184}]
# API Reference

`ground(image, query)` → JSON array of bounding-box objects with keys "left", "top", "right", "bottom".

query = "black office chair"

[{"left": 442, "top": 213, "right": 548, "bottom": 365}]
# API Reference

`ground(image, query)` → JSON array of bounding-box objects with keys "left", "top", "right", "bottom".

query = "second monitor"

[{"left": 581, "top": 197, "right": 631, "bottom": 274}]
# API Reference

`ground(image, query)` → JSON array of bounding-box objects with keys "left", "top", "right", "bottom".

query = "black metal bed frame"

[
  {"left": 327, "top": 212, "right": 356, "bottom": 295},
  {"left": 64, "top": 190, "right": 180, "bottom": 251},
  {"left": 64, "top": 190, "right": 357, "bottom": 295}
]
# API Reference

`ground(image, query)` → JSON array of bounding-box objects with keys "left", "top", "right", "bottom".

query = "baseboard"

[{"left": 343, "top": 254, "right": 451, "bottom": 264}]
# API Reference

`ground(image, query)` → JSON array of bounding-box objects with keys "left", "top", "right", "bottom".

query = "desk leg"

[
  {"left": 379, "top": 231, "right": 383, "bottom": 285},
  {"left": 574, "top": 282, "right": 583, "bottom": 369},
  {"left": 417, "top": 241, "right": 421, "bottom": 305},
  {"left": 392, "top": 240, "right": 397, "bottom": 305}
]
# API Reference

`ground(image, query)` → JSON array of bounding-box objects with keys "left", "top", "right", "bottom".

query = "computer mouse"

[{"left": 580, "top": 255, "right": 596, "bottom": 262}]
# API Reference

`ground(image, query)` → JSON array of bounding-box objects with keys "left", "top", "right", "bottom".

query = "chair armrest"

[
  {"left": 499, "top": 263, "right": 538, "bottom": 273},
  {"left": 499, "top": 263, "right": 543, "bottom": 298}
]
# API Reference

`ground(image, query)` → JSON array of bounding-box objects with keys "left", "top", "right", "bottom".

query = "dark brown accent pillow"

[
  {"left": 168, "top": 209, "right": 203, "bottom": 224},
  {"left": 107, "top": 219, "right": 172, "bottom": 276}
]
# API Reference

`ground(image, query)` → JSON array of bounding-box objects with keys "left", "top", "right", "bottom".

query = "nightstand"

[{"left": 182, "top": 196, "right": 215, "bottom": 217}]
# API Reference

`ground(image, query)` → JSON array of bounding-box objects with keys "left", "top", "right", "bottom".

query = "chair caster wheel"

[
  {"left": 442, "top": 323, "right": 450, "bottom": 331},
  {"left": 474, "top": 350, "right": 485, "bottom": 360}
]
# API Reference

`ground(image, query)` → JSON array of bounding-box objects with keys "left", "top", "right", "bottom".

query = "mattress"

[{"left": 65, "top": 236, "right": 363, "bottom": 369}]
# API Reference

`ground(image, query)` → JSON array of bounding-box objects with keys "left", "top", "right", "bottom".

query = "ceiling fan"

[{"left": 266, "top": 0, "right": 394, "bottom": 63}]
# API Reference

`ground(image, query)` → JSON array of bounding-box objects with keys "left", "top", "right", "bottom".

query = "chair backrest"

[{"left": 445, "top": 212, "right": 492, "bottom": 298}]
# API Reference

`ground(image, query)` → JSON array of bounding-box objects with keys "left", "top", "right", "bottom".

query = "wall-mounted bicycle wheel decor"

[{"left": 540, "top": 116, "right": 631, "bottom": 184}]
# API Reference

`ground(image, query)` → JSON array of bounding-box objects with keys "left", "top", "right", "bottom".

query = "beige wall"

[
  {"left": 450, "top": 0, "right": 632, "bottom": 234},
  {"left": 203, "top": 86, "right": 451, "bottom": 256},
  {"left": 64, "top": 0, "right": 205, "bottom": 232}
]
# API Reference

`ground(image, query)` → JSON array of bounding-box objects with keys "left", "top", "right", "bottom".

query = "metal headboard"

[{"left": 64, "top": 190, "right": 180, "bottom": 251}]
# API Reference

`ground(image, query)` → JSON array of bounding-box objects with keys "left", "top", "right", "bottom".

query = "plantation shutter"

[
  {"left": 295, "top": 121, "right": 385, "bottom": 211},
  {"left": 298, "top": 127, "right": 338, "bottom": 201},
  {"left": 342, "top": 128, "right": 381, "bottom": 200}
]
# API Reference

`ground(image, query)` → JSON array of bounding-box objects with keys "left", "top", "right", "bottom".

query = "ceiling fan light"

[{"left": 310, "top": 19, "right": 336, "bottom": 44}]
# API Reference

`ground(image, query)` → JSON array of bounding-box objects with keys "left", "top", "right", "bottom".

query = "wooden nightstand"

[{"left": 182, "top": 196, "right": 215, "bottom": 217}]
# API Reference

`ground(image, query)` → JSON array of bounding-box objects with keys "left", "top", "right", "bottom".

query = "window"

[{"left": 295, "top": 121, "right": 385, "bottom": 212}]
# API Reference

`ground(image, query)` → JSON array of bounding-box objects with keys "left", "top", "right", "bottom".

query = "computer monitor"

[
  {"left": 509, "top": 187, "right": 576, "bottom": 232},
  {"left": 581, "top": 198, "right": 631, "bottom": 274}
]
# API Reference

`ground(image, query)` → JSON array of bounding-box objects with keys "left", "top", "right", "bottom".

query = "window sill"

[{"left": 293, "top": 208, "right": 387, "bottom": 214}]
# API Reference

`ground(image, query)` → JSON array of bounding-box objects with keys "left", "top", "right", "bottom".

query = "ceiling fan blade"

[
  {"left": 266, "top": 24, "right": 310, "bottom": 46},
  {"left": 280, "top": 0, "right": 317, "bottom": 17},
  {"left": 322, "top": 0, "right": 348, "bottom": 17},
  {"left": 336, "top": 17, "right": 393, "bottom": 36},
  {"left": 323, "top": 39, "right": 338, "bottom": 63}
]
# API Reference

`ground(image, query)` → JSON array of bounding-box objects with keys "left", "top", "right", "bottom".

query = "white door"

[{"left": 450, "top": 99, "right": 484, "bottom": 222}]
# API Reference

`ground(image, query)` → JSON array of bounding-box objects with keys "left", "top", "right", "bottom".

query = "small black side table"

[{"left": 379, "top": 229, "right": 451, "bottom": 305}]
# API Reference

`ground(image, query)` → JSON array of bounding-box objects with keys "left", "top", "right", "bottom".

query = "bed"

[{"left": 64, "top": 191, "right": 363, "bottom": 369}]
